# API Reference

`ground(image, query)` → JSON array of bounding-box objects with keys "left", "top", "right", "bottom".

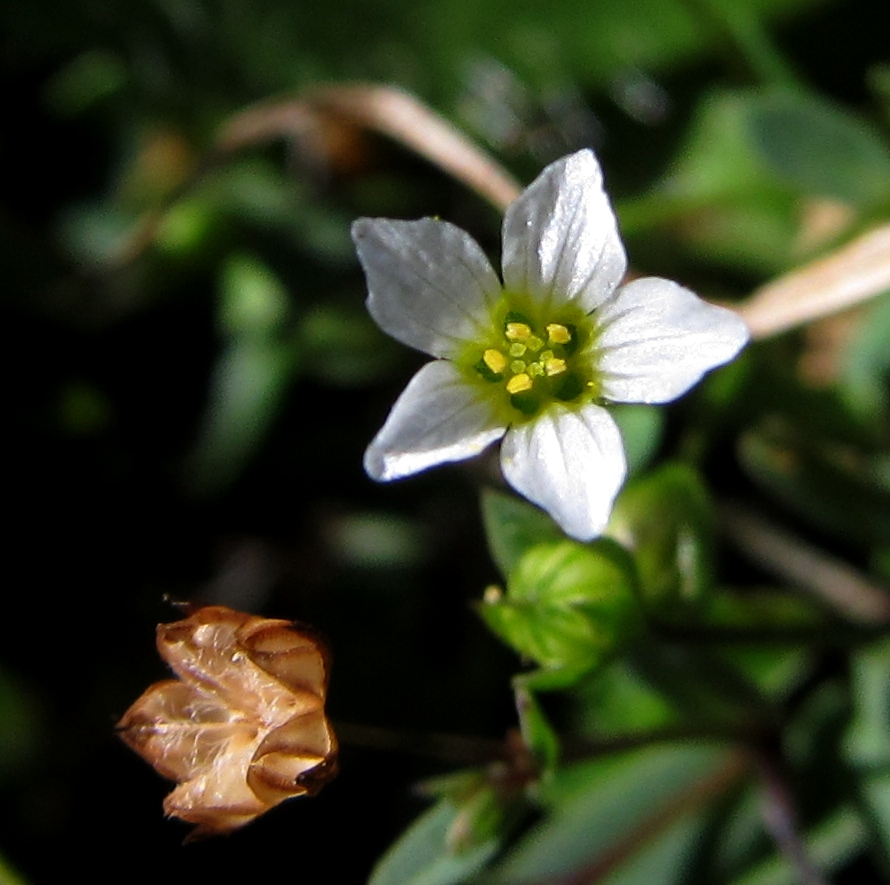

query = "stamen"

[
  {"left": 483, "top": 349, "right": 508, "bottom": 375},
  {"left": 527, "top": 336, "right": 544, "bottom": 352},
  {"left": 510, "top": 360, "right": 527, "bottom": 374},
  {"left": 528, "top": 362, "right": 544, "bottom": 377},
  {"left": 508, "top": 342, "right": 527, "bottom": 358},
  {"left": 505, "top": 322, "right": 532, "bottom": 341},
  {"left": 547, "top": 323, "right": 572, "bottom": 344},
  {"left": 506, "top": 373, "right": 533, "bottom": 394},
  {"left": 545, "top": 358, "right": 567, "bottom": 376}
]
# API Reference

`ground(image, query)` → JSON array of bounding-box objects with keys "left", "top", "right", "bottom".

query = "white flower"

[{"left": 352, "top": 149, "right": 748, "bottom": 541}]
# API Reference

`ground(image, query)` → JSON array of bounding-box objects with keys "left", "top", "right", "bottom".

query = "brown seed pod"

[{"left": 117, "top": 605, "right": 337, "bottom": 840}]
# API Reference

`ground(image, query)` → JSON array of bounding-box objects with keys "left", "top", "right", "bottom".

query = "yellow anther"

[
  {"left": 483, "top": 349, "right": 508, "bottom": 375},
  {"left": 547, "top": 323, "right": 572, "bottom": 344},
  {"left": 507, "top": 373, "right": 533, "bottom": 394},
  {"left": 505, "top": 322, "right": 532, "bottom": 341},
  {"left": 545, "top": 358, "right": 567, "bottom": 376},
  {"left": 510, "top": 360, "right": 527, "bottom": 374},
  {"left": 508, "top": 342, "right": 527, "bottom": 358},
  {"left": 527, "top": 336, "right": 544, "bottom": 352}
]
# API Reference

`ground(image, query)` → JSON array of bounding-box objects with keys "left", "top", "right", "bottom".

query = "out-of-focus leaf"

[
  {"left": 188, "top": 253, "right": 297, "bottom": 492},
  {"left": 718, "top": 646, "right": 813, "bottom": 706},
  {"left": 0, "top": 852, "right": 29, "bottom": 885},
  {"left": 730, "top": 806, "right": 866, "bottom": 885},
  {"left": 56, "top": 202, "right": 135, "bottom": 268},
  {"left": 607, "top": 462, "right": 714, "bottom": 616},
  {"left": 632, "top": 644, "right": 776, "bottom": 732},
  {"left": 219, "top": 252, "right": 290, "bottom": 335},
  {"left": 702, "top": 589, "right": 828, "bottom": 632},
  {"left": 478, "top": 540, "right": 640, "bottom": 683},
  {"left": 56, "top": 381, "right": 112, "bottom": 437},
  {"left": 187, "top": 338, "right": 297, "bottom": 492},
  {"left": 704, "top": 786, "right": 770, "bottom": 883},
  {"left": 784, "top": 681, "right": 850, "bottom": 817},
  {"left": 155, "top": 199, "right": 222, "bottom": 258},
  {"left": 43, "top": 49, "right": 127, "bottom": 117},
  {"left": 367, "top": 797, "right": 500, "bottom": 885},
  {"left": 598, "top": 809, "right": 709, "bottom": 885},
  {"left": 572, "top": 659, "right": 679, "bottom": 737},
  {"left": 0, "top": 665, "right": 40, "bottom": 782},
  {"left": 609, "top": 404, "right": 664, "bottom": 476},
  {"left": 844, "top": 639, "right": 890, "bottom": 864},
  {"left": 744, "top": 91, "right": 890, "bottom": 207},
  {"left": 489, "top": 743, "right": 737, "bottom": 884},
  {"left": 417, "top": 766, "right": 531, "bottom": 857},
  {"left": 739, "top": 424, "right": 890, "bottom": 547},
  {"left": 696, "top": 590, "right": 822, "bottom": 702},
  {"left": 481, "top": 490, "right": 564, "bottom": 579},
  {"left": 624, "top": 90, "right": 800, "bottom": 273},
  {"left": 839, "top": 292, "right": 890, "bottom": 421},
  {"left": 327, "top": 512, "right": 426, "bottom": 569},
  {"left": 845, "top": 638, "right": 890, "bottom": 767},
  {"left": 300, "top": 304, "right": 402, "bottom": 385}
]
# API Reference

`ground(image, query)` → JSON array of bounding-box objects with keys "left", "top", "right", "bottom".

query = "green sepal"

[
  {"left": 513, "top": 682, "right": 561, "bottom": 775},
  {"left": 481, "top": 489, "right": 564, "bottom": 578},
  {"left": 366, "top": 796, "right": 501, "bottom": 885},
  {"left": 478, "top": 538, "right": 641, "bottom": 684},
  {"left": 606, "top": 462, "right": 714, "bottom": 617}
]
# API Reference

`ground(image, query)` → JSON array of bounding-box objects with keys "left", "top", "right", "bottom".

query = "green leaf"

[
  {"left": 572, "top": 658, "right": 680, "bottom": 737},
  {"left": 744, "top": 91, "right": 890, "bottom": 206},
  {"left": 729, "top": 806, "right": 866, "bottom": 885},
  {"left": 489, "top": 743, "right": 736, "bottom": 884},
  {"left": 219, "top": 252, "right": 290, "bottom": 336},
  {"left": 609, "top": 404, "right": 665, "bottom": 476},
  {"left": 607, "top": 463, "right": 714, "bottom": 616},
  {"left": 856, "top": 770, "right": 890, "bottom": 870},
  {"left": 739, "top": 424, "right": 890, "bottom": 547},
  {"left": 845, "top": 638, "right": 890, "bottom": 767},
  {"left": 481, "top": 490, "right": 564, "bottom": 579},
  {"left": 844, "top": 639, "right": 890, "bottom": 866},
  {"left": 367, "top": 798, "right": 500, "bottom": 885},
  {"left": 839, "top": 292, "right": 890, "bottom": 422},
  {"left": 478, "top": 539, "right": 640, "bottom": 680},
  {"left": 628, "top": 89, "right": 801, "bottom": 274},
  {"left": 186, "top": 338, "right": 297, "bottom": 493},
  {"left": 300, "top": 304, "right": 402, "bottom": 386},
  {"left": 597, "top": 809, "right": 710, "bottom": 885},
  {"left": 0, "top": 852, "right": 30, "bottom": 885}
]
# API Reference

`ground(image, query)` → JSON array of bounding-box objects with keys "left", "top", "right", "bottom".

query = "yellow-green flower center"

[{"left": 470, "top": 307, "right": 598, "bottom": 420}]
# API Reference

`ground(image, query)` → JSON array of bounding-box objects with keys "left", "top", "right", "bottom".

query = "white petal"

[
  {"left": 352, "top": 217, "right": 502, "bottom": 359},
  {"left": 501, "top": 150, "right": 627, "bottom": 314},
  {"left": 364, "top": 360, "right": 506, "bottom": 481},
  {"left": 595, "top": 277, "right": 750, "bottom": 404},
  {"left": 500, "top": 404, "right": 626, "bottom": 541}
]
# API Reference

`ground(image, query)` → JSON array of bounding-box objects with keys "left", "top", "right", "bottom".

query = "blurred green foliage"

[{"left": 4, "top": 0, "right": 890, "bottom": 882}]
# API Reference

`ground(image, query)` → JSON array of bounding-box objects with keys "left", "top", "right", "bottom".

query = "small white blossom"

[{"left": 352, "top": 149, "right": 748, "bottom": 540}]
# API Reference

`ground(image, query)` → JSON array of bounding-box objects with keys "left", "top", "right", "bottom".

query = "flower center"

[{"left": 473, "top": 310, "right": 594, "bottom": 418}]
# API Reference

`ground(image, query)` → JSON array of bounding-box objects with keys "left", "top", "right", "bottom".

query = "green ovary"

[{"left": 471, "top": 307, "right": 599, "bottom": 420}]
